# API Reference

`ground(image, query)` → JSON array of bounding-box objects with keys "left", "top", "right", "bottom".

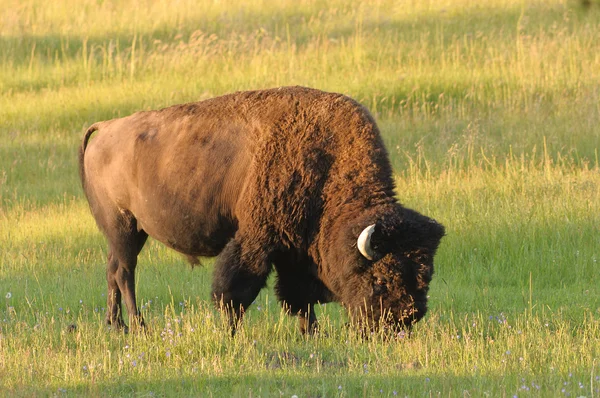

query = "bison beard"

[{"left": 79, "top": 86, "right": 445, "bottom": 336}]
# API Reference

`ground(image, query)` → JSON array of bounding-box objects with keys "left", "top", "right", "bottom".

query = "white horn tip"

[{"left": 357, "top": 224, "right": 376, "bottom": 260}]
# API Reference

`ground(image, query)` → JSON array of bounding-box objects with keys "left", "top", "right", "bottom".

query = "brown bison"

[{"left": 79, "top": 86, "right": 444, "bottom": 335}]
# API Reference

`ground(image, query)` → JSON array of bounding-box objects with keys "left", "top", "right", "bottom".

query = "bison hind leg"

[
  {"left": 105, "top": 249, "right": 124, "bottom": 329},
  {"left": 103, "top": 212, "right": 148, "bottom": 332}
]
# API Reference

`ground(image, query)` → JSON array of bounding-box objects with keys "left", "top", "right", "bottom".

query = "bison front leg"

[
  {"left": 297, "top": 304, "right": 318, "bottom": 335},
  {"left": 211, "top": 238, "right": 272, "bottom": 336},
  {"left": 275, "top": 274, "right": 320, "bottom": 336}
]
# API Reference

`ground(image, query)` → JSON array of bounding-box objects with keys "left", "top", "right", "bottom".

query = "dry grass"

[{"left": 1, "top": 0, "right": 599, "bottom": 395}]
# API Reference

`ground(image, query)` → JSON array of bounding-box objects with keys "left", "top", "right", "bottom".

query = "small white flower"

[{"left": 5, "top": 292, "right": 11, "bottom": 299}]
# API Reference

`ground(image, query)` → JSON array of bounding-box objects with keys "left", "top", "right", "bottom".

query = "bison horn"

[{"left": 357, "top": 224, "right": 376, "bottom": 260}]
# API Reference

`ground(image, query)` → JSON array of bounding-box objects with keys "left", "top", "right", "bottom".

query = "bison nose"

[
  {"left": 410, "top": 302, "right": 427, "bottom": 321},
  {"left": 411, "top": 295, "right": 427, "bottom": 309}
]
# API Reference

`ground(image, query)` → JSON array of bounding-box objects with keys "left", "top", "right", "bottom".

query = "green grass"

[{"left": 1, "top": 0, "right": 599, "bottom": 396}]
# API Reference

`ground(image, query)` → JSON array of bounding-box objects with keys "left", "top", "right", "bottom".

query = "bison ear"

[
  {"left": 424, "top": 219, "right": 445, "bottom": 254},
  {"left": 395, "top": 208, "right": 445, "bottom": 254}
]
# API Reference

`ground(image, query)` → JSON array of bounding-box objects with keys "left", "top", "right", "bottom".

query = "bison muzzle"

[{"left": 79, "top": 86, "right": 444, "bottom": 335}]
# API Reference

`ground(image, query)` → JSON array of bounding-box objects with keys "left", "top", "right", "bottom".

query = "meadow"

[{"left": 1, "top": 0, "right": 599, "bottom": 395}]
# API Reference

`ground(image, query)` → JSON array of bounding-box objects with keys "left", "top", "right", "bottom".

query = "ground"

[{"left": 0, "top": 0, "right": 599, "bottom": 395}]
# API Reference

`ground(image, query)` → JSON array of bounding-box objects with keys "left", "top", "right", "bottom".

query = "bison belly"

[{"left": 130, "top": 181, "right": 240, "bottom": 258}]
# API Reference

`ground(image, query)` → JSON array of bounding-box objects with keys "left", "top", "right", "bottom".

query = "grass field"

[{"left": 1, "top": 0, "right": 599, "bottom": 396}]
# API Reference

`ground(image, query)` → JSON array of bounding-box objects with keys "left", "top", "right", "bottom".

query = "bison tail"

[{"left": 79, "top": 123, "right": 100, "bottom": 189}]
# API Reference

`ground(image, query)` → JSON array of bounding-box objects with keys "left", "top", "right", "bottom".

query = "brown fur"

[{"left": 79, "top": 86, "right": 444, "bottom": 335}]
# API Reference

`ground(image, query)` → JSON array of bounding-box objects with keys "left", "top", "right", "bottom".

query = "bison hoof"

[
  {"left": 106, "top": 324, "right": 129, "bottom": 334},
  {"left": 105, "top": 318, "right": 128, "bottom": 332}
]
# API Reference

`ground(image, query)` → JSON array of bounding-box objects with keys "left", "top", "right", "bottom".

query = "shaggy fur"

[{"left": 79, "top": 86, "right": 445, "bottom": 334}]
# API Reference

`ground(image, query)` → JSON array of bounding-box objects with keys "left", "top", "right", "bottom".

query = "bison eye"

[
  {"left": 373, "top": 277, "right": 387, "bottom": 295},
  {"left": 408, "top": 251, "right": 430, "bottom": 265}
]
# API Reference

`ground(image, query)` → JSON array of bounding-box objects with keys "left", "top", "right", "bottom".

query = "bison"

[{"left": 79, "top": 86, "right": 444, "bottom": 335}]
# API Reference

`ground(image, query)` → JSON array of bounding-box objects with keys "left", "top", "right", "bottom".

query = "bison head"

[{"left": 337, "top": 206, "right": 445, "bottom": 331}]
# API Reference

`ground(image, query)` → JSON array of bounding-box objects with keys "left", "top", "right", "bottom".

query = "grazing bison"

[{"left": 79, "top": 86, "right": 444, "bottom": 335}]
